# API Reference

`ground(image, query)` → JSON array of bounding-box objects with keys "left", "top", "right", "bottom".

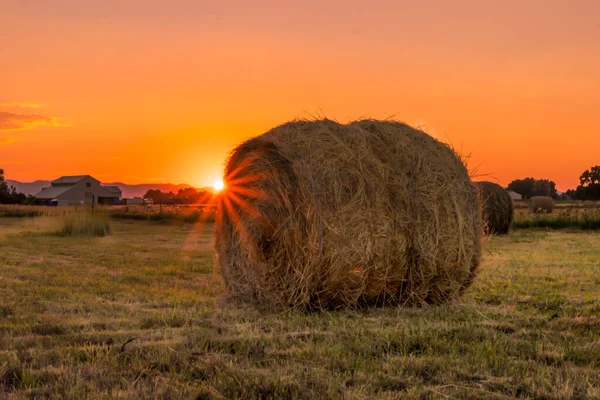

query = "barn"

[
  {"left": 35, "top": 175, "right": 122, "bottom": 206},
  {"left": 507, "top": 190, "right": 523, "bottom": 201}
]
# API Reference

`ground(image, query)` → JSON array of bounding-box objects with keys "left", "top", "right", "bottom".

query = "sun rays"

[{"left": 182, "top": 156, "right": 268, "bottom": 257}]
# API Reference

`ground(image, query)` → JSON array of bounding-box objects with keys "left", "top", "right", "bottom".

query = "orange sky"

[{"left": 1, "top": 0, "right": 599, "bottom": 190}]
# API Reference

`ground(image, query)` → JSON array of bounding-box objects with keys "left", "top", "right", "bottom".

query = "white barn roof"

[
  {"left": 102, "top": 185, "right": 122, "bottom": 194},
  {"left": 51, "top": 175, "right": 97, "bottom": 185},
  {"left": 507, "top": 190, "right": 523, "bottom": 200},
  {"left": 35, "top": 185, "right": 73, "bottom": 200}
]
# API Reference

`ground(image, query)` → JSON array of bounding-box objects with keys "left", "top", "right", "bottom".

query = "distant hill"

[
  {"left": 6, "top": 180, "right": 209, "bottom": 199},
  {"left": 5, "top": 180, "right": 51, "bottom": 197}
]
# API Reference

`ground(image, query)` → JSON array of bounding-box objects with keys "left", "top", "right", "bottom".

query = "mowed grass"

[{"left": 1, "top": 219, "right": 600, "bottom": 399}]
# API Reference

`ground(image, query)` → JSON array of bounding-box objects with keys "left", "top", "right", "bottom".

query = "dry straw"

[
  {"left": 475, "top": 181, "right": 513, "bottom": 234},
  {"left": 215, "top": 119, "right": 482, "bottom": 310}
]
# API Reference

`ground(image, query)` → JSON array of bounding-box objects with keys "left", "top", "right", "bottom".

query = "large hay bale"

[
  {"left": 475, "top": 181, "right": 513, "bottom": 234},
  {"left": 215, "top": 119, "right": 482, "bottom": 309},
  {"left": 529, "top": 196, "right": 554, "bottom": 213}
]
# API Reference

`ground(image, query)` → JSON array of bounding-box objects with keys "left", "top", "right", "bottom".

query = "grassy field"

[
  {"left": 1, "top": 218, "right": 600, "bottom": 399},
  {"left": 0, "top": 205, "right": 217, "bottom": 224},
  {"left": 512, "top": 205, "right": 600, "bottom": 230},
  {"left": 3, "top": 202, "right": 600, "bottom": 231}
]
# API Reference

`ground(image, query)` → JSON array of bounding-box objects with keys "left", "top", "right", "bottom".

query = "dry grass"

[
  {"left": 0, "top": 204, "right": 217, "bottom": 223},
  {"left": 110, "top": 205, "right": 217, "bottom": 223},
  {"left": 0, "top": 205, "right": 67, "bottom": 218},
  {"left": 53, "top": 207, "right": 111, "bottom": 237},
  {"left": 4, "top": 201, "right": 599, "bottom": 235},
  {"left": 0, "top": 206, "right": 111, "bottom": 237},
  {"left": 216, "top": 119, "right": 482, "bottom": 309},
  {"left": 514, "top": 206, "right": 600, "bottom": 230},
  {"left": 513, "top": 200, "right": 600, "bottom": 209},
  {"left": 1, "top": 219, "right": 600, "bottom": 398}
]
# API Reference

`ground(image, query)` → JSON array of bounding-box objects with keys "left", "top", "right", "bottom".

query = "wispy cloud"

[
  {"left": 0, "top": 102, "right": 66, "bottom": 131},
  {"left": 0, "top": 102, "right": 42, "bottom": 109},
  {"left": 0, "top": 111, "right": 58, "bottom": 131},
  {"left": 0, "top": 137, "right": 16, "bottom": 145}
]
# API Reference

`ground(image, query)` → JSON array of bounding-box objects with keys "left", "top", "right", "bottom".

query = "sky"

[{"left": 1, "top": 0, "right": 599, "bottom": 190}]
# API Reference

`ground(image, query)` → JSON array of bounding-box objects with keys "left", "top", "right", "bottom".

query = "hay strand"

[
  {"left": 475, "top": 181, "right": 513, "bottom": 234},
  {"left": 215, "top": 119, "right": 482, "bottom": 310}
]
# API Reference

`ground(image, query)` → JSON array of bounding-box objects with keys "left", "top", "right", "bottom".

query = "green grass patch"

[
  {"left": 514, "top": 214, "right": 600, "bottom": 230},
  {"left": 1, "top": 220, "right": 600, "bottom": 398}
]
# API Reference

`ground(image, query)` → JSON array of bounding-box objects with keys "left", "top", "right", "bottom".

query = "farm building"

[
  {"left": 507, "top": 190, "right": 523, "bottom": 200},
  {"left": 35, "top": 175, "right": 122, "bottom": 206}
]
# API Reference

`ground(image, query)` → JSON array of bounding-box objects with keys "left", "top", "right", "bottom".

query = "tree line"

[
  {"left": 142, "top": 188, "right": 215, "bottom": 204},
  {"left": 2, "top": 164, "right": 600, "bottom": 205},
  {"left": 507, "top": 178, "right": 557, "bottom": 199},
  {"left": 0, "top": 169, "right": 32, "bottom": 204},
  {"left": 507, "top": 165, "right": 600, "bottom": 200},
  {"left": 566, "top": 165, "right": 600, "bottom": 200}
]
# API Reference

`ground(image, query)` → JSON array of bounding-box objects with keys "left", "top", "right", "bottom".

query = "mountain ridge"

[{"left": 6, "top": 180, "right": 208, "bottom": 199}]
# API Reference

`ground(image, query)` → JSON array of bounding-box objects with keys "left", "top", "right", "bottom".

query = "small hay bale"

[
  {"left": 215, "top": 119, "right": 482, "bottom": 309},
  {"left": 529, "top": 196, "right": 554, "bottom": 213},
  {"left": 475, "top": 181, "right": 513, "bottom": 234}
]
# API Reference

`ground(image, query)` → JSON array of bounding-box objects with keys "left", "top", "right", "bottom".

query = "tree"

[
  {"left": 23, "top": 195, "right": 37, "bottom": 205},
  {"left": 177, "top": 188, "right": 199, "bottom": 204},
  {"left": 507, "top": 177, "right": 535, "bottom": 199},
  {"left": 0, "top": 169, "right": 28, "bottom": 204},
  {"left": 574, "top": 166, "right": 600, "bottom": 200},
  {"left": 507, "top": 177, "right": 557, "bottom": 199},
  {"left": 533, "top": 179, "right": 557, "bottom": 198},
  {"left": 0, "top": 168, "right": 9, "bottom": 203},
  {"left": 580, "top": 166, "right": 600, "bottom": 186},
  {"left": 144, "top": 188, "right": 214, "bottom": 204},
  {"left": 143, "top": 189, "right": 168, "bottom": 203},
  {"left": 0, "top": 168, "right": 7, "bottom": 189}
]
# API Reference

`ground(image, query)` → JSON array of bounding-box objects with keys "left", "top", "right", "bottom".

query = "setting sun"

[
  {"left": 3, "top": 2, "right": 600, "bottom": 398},
  {"left": 213, "top": 179, "right": 225, "bottom": 192}
]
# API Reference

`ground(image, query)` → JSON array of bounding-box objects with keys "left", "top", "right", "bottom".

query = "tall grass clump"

[
  {"left": 513, "top": 210, "right": 600, "bottom": 230},
  {"left": 55, "top": 208, "right": 112, "bottom": 237},
  {"left": 215, "top": 119, "right": 482, "bottom": 310}
]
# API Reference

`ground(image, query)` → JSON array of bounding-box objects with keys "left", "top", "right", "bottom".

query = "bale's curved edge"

[
  {"left": 215, "top": 119, "right": 483, "bottom": 310},
  {"left": 529, "top": 196, "right": 554, "bottom": 214},
  {"left": 475, "top": 181, "right": 513, "bottom": 234}
]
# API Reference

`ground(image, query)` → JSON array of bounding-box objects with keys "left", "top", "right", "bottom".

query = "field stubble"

[
  {"left": 1, "top": 217, "right": 600, "bottom": 398},
  {"left": 3, "top": 201, "right": 600, "bottom": 231}
]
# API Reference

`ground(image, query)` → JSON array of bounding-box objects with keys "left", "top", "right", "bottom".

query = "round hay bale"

[
  {"left": 529, "top": 196, "right": 554, "bottom": 213},
  {"left": 215, "top": 119, "right": 482, "bottom": 309},
  {"left": 474, "top": 181, "right": 513, "bottom": 234}
]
